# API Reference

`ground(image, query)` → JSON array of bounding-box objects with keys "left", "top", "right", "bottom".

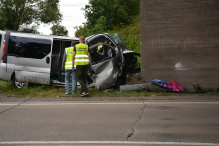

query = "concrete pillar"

[{"left": 140, "top": 0, "right": 219, "bottom": 89}]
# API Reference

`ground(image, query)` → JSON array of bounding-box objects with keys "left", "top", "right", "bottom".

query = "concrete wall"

[{"left": 140, "top": 0, "right": 219, "bottom": 89}]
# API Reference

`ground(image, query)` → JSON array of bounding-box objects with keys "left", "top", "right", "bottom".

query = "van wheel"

[{"left": 12, "top": 75, "right": 28, "bottom": 89}]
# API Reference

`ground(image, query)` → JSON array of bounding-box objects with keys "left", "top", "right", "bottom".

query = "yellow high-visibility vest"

[
  {"left": 97, "top": 45, "right": 104, "bottom": 55},
  {"left": 65, "top": 47, "right": 76, "bottom": 69},
  {"left": 74, "top": 43, "right": 89, "bottom": 65}
]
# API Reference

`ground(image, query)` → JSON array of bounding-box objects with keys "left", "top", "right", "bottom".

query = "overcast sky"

[{"left": 38, "top": 0, "right": 89, "bottom": 37}]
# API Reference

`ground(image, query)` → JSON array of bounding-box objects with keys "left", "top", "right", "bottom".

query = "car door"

[
  {"left": 6, "top": 32, "right": 52, "bottom": 85},
  {"left": 86, "top": 34, "right": 121, "bottom": 90}
]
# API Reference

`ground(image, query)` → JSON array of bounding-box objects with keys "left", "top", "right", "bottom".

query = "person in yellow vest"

[
  {"left": 97, "top": 42, "right": 104, "bottom": 55},
  {"left": 72, "top": 36, "right": 92, "bottom": 97},
  {"left": 61, "top": 41, "right": 77, "bottom": 95}
]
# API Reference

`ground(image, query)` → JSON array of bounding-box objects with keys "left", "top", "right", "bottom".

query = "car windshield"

[{"left": 107, "top": 33, "right": 127, "bottom": 51}]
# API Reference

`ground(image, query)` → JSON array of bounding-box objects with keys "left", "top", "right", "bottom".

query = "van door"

[{"left": 6, "top": 32, "right": 52, "bottom": 86}]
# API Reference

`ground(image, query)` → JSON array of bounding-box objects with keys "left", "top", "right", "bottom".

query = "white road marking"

[
  {"left": 0, "top": 102, "right": 143, "bottom": 106},
  {"left": 0, "top": 104, "right": 20, "bottom": 105},
  {"left": 0, "top": 102, "right": 219, "bottom": 106},
  {"left": 0, "top": 141, "right": 219, "bottom": 145},
  {"left": 145, "top": 102, "right": 219, "bottom": 105}
]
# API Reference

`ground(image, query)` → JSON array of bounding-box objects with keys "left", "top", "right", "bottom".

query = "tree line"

[
  {"left": 74, "top": 0, "right": 139, "bottom": 37},
  {"left": 0, "top": 0, "right": 68, "bottom": 36},
  {"left": 0, "top": 0, "right": 139, "bottom": 37}
]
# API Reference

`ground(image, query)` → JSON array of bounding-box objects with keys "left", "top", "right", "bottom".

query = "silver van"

[
  {"left": 0, "top": 30, "right": 79, "bottom": 88},
  {"left": 0, "top": 30, "right": 140, "bottom": 90}
]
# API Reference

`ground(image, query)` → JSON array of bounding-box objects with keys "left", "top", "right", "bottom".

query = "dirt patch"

[{"left": 126, "top": 73, "right": 145, "bottom": 85}]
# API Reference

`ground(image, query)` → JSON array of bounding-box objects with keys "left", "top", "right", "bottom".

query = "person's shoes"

[
  {"left": 65, "top": 92, "right": 69, "bottom": 95},
  {"left": 85, "top": 91, "right": 89, "bottom": 95},
  {"left": 80, "top": 91, "right": 86, "bottom": 97}
]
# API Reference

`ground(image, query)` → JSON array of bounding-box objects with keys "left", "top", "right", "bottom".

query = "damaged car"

[
  {"left": 0, "top": 30, "right": 140, "bottom": 90},
  {"left": 86, "top": 33, "right": 141, "bottom": 90}
]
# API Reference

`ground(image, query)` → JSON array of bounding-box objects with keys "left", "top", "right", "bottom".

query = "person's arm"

[
  {"left": 72, "top": 46, "right": 76, "bottom": 68},
  {"left": 61, "top": 50, "right": 67, "bottom": 71},
  {"left": 88, "top": 52, "right": 92, "bottom": 66},
  {"left": 72, "top": 51, "right": 76, "bottom": 67}
]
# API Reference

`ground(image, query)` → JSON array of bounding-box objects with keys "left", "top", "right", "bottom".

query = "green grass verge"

[
  {"left": 0, "top": 80, "right": 218, "bottom": 98},
  {"left": 107, "top": 15, "right": 141, "bottom": 64},
  {"left": 0, "top": 80, "right": 168, "bottom": 98}
]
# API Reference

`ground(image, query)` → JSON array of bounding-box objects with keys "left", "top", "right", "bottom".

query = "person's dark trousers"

[{"left": 76, "top": 65, "right": 89, "bottom": 93}]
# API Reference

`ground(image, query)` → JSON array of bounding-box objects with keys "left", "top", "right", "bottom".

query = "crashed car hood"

[{"left": 122, "top": 49, "right": 140, "bottom": 56}]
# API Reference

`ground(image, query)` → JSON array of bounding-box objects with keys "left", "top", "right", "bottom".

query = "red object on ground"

[{"left": 170, "top": 80, "right": 184, "bottom": 92}]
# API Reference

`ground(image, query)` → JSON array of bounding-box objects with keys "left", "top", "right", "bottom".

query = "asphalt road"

[{"left": 0, "top": 96, "right": 219, "bottom": 146}]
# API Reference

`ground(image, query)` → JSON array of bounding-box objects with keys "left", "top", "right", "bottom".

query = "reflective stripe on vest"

[
  {"left": 74, "top": 43, "right": 89, "bottom": 65},
  {"left": 65, "top": 47, "right": 76, "bottom": 69}
]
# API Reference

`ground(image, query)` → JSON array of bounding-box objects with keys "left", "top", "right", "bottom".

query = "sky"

[{"left": 38, "top": 0, "right": 89, "bottom": 37}]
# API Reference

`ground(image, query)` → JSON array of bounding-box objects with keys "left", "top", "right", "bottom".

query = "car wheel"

[{"left": 12, "top": 75, "right": 28, "bottom": 89}]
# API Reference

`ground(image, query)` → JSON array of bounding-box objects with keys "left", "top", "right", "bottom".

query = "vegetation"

[
  {"left": 108, "top": 15, "right": 140, "bottom": 54},
  {"left": 50, "top": 24, "right": 69, "bottom": 36},
  {"left": 0, "top": 0, "right": 62, "bottom": 33},
  {"left": 0, "top": 80, "right": 162, "bottom": 98},
  {"left": 0, "top": 80, "right": 218, "bottom": 98},
  {"left": 74, "top": 0, "right": 140, "bottom": 37}
]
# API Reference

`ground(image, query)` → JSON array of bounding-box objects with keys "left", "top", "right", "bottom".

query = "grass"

[
  {"left": 0, "top": 80, "right": 160, "bottom": 98},
  {"left": 107, "top": 14, "right": 141, "bottom": 64},
  {"left": 1, "top": 80, "right": 218, "bottom": 98},
  {"left": 0, "top": 80, "right": 65, "bottom": 98}
]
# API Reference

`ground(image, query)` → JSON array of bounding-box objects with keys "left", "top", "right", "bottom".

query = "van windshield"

[{"left": 107, "top": 33, "right": 127, "bottom": 51}]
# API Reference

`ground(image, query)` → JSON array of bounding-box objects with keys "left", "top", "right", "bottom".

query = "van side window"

[
  {"left": 8, "top": 35, "right": 51, "bottom": 59},
  {"left": 52, "top": 40, "right": 60, "bottom": 54},
  {"left": 64, "top": 41, "right": 71, "bottom": 48},
  {"left": 8, "top": 36, "right": 16, "bottom": 55}
]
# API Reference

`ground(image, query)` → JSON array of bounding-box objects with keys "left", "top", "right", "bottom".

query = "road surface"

[{"left": 0, "top": 96, "right": 219, "bottom": 146}]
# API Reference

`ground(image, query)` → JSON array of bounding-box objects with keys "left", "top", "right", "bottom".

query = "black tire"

[{"left": 12, "top": 75, "right": 28, "bottom": 89}]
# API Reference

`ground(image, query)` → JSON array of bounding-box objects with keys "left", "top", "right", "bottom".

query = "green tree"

[
  {"left": 84, "top": 0, "right": 131, "bottom": 30},
  {"left": 74, "top": 16, "right": 107, "bottom": 37},
  {"left": 74, "top": 0, "right": 139, "bottom": 37},
  {"left": 19, "top": 25, "right": 39, "bottom": 34},
  {"left": 74, "top": 24, "right": 90, "bottom": 38},
  {"left": 0, "top": 0, "right": 62, "bottom": 33},
  {"left": 50, "top": 24, "right": 68, "bottom": 36},
  {"left": 0, "top": 11, "right": 6, "bottom": 29}
]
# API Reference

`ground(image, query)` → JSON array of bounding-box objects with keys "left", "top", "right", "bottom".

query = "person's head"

[
  {"left": 71, "top": 41, "right": 76, "bottom": 46},
  {"left": 79, "top": 36, "right": 85, "bottom": 43}
]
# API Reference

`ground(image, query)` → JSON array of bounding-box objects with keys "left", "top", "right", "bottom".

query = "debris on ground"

[
  {"left": 120, "top": 83, "right": 149, "bottom": 92},
  {"left": 149, "top": 82, "right": 171, "bottom": 92}
]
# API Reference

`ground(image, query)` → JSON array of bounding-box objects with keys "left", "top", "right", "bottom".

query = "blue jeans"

[{"left": 65, "top": 70, "right": 77, "bottom": 94}]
